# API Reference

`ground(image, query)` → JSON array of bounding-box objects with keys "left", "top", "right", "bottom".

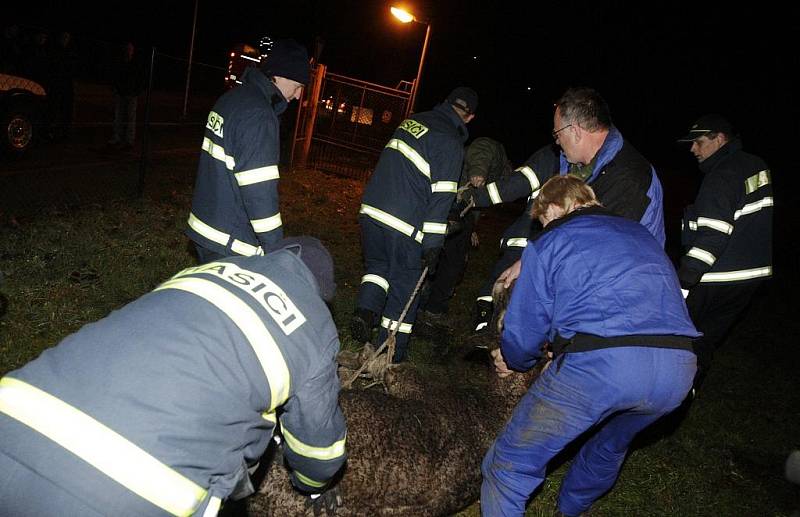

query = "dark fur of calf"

[{"left": 243, "top": 282, "right": 537, "bottom": 516}]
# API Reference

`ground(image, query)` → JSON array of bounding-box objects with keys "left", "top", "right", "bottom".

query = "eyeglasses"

[{"left": 551, "top": 124, "right": 573, "bottom": 140}]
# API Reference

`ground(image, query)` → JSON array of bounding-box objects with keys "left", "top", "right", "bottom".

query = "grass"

[{"left": 0, "top": 154, "right": 797, "bottom": 517}]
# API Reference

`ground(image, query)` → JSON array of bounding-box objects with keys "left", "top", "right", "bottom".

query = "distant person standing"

[
  {"left": 108, "top": 41, "right": 145, "bottom": 150},
  {"left": 0, "top": 25, "right": 23, "bottom": 73},
  {"left": 186, "top": 39, "right": 310, "bottom": 264},
  {"left": 677, "top": 114, "right": 773, "bottom": 389},
  {"left": 49, "top": 31, "right": 78, "bottom": 140},
  {"left": 22, "top": 30, "right": 50, "bottom": 87}
]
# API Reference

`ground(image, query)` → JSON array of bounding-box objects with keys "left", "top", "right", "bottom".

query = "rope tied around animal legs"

[{"left": 342, "top": 267, "right": 429, "bottom": 389}]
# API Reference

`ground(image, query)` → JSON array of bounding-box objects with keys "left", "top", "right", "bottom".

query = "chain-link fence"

[
  {"left": 2, "top": 22, "right": 410, "bottom": 219},
  {"left": 302, "top": 72, "right": 412, "bottom": 181}
]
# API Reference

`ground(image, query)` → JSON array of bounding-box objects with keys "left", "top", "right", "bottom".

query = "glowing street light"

[{"left": 391, "top": 6, "right": 431, "bottom": 115}]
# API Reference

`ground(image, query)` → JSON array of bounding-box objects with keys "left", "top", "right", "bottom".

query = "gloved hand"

[
  {"left": 457, "top": 187, "right": 477, "bottom": 208},
  {"left": 421, "top": 247, "right": 442, "bottom": 275},
  {"left": 305, "top": 485, "right": 343, "bottom": 516}
]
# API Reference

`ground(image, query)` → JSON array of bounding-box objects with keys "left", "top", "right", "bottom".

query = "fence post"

[
  {"left": 137, "top": 46, "right": 156, "bottom": 198},
  {"left": 292, "top": 63, "right": 325, "bottom": 169}
]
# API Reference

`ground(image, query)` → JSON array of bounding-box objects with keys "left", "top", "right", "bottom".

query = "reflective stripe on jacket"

[
  {"left": 360, "top": 103, "right": 468, "bottom": 250},
  {"left": 187, "top": 67, "right": 285, "bottom": 257},
  {"left": 679, "top": 139, "right": 773, "bottom": 287},
  {"left": 0, "top": 251, "right": 346, "bottom": 514},
  {"left": 472, "top": 144, "right": 559, "bottom": 208}
]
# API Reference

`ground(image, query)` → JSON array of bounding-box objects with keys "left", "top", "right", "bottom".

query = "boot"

[
  {"left": 350, "top": 308, "right": 376, "bottom": 344},
  {"left": 471, "top": 300, "right": 494, "bottom": 333}
]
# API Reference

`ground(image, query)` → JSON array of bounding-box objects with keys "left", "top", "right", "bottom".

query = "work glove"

[
  {"left": 456, "top": 187, "right": 477, "bottom": 208},
  {"left": 421, "top": 247, "right": 442, "bottom": 275},
  {"left": 305, "top": 485, "right": 343, "bottom": 516}
]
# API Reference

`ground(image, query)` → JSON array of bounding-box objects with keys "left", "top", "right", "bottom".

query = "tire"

[{"left": 1, "top": 106, "right": 36, "bottom": 156}]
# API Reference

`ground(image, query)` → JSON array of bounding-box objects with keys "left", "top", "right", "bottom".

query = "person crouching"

[{"left": 481, "top": 175, "right": 699, "bottom": 516}]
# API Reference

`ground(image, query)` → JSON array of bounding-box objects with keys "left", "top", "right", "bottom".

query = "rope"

[
  {"left": 342, "top": 266, "right": 429, "bottom": 389},
  {"left": 342, "top": 189, "right": 473, "bottom": 389}
]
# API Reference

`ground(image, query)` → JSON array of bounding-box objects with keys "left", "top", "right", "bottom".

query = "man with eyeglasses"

[
  {"left": 461, "top": 87, "right": 665, "bottom": 337},
  {"left": 676, "top": 114, "right": 773, "bottom": 390}
]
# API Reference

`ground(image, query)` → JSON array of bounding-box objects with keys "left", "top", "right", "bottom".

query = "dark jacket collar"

[
  {"left": 433, "top": 102, "right": 469, "bottom": 143},
  {"left": 699, "top": 137, "right": 743, "bottom": 174},
  {"left": 243, "top": 67, "right": 288, "bottom": 116}
]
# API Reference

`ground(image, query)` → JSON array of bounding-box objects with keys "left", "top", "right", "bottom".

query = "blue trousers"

[
  {"left": 356, "top": 219, "right": 423, "bottom": 361},
  {"left": 481, "top": 347, "right": 696, "bottom": 516}
]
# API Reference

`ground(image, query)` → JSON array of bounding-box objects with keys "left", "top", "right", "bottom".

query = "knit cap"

[
  {"left": 260, "top": 39, "right": 310, "bottom": 85},
  {"left": 265, "top": 236, "right": 336, "bottom": 302}
]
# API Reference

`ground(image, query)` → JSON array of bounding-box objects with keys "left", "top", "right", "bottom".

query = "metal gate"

[{"left": 291, "top": 64, "right": 413, "bottom": 181}]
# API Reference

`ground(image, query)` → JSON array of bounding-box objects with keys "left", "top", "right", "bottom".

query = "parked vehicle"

[
  {"left": 224, "top": 36, "right": 272, "bottom": 90},
  {"left": 0, "top": 72, "right": 47, "bottom": 156}
]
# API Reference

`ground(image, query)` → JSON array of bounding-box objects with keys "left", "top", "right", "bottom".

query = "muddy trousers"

[
  {"left": 356, "top": 219, "right": 423, "bottom": 361},
  {"left": 480, "top": 347, "right": 696, "bottom": 516}
]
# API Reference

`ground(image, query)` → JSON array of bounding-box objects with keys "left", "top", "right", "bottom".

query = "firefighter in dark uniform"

[
  {"left": 462, "top": 87, "right": 665, "bottom": 334},
  {"left": 351, "top": 87, "right": 478, "bottom": 362},
  {"left": 415, "top": 137, "right": 513, "bottom": 333},
  {"left": 0, "top": 237, "right": 347, "bottom": 516},
  {"left": 677, "top": 114, "right": 773, "bottom": 388},
  {"left": 462, "top": 144, "right": 561, "bottom": 333},
  {"left": 187, "top": 39, "right": 310, "bottom": 264}
]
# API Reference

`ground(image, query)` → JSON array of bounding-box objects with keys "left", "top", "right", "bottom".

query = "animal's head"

[{"left": 489, "top": 278, "right": 512, "bottom": 350}]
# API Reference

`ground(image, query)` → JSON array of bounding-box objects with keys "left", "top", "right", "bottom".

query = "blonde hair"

[{"left": 531, "top": 175, "right": 601, "bottom": 219}]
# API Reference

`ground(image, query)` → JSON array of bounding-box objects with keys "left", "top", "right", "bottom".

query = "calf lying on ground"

[{"left": 245, "top": 283, "right": 535, "bottom": 516}]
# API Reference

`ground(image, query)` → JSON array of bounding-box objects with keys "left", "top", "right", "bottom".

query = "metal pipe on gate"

[{"left": 137, "top": 46, "right": 156, "bottom": 198}]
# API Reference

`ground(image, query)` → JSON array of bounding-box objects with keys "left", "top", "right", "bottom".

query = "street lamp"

[{"left": 391, "top": 6, "right": 431, "bottom": 115}]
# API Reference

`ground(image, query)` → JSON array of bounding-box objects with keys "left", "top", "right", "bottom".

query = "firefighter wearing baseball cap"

[{"left": 351, "top": 86, "right": 477, "bottom": 362}]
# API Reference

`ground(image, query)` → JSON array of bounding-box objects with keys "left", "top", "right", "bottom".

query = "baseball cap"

[
  {"left": 446, "top": 86, "right": 478, "bottom": 114},
  {"left": 677, "top": 114, "right": 735, "bottom": 142}
]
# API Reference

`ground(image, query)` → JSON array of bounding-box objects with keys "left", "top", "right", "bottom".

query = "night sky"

[{"left": 9, "top": 2, "right": 797, "bottom": 173}]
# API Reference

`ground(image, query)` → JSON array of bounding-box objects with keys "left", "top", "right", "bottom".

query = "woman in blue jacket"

[{"left": 481, "top": 176, "right": 698, "bottom": 517}]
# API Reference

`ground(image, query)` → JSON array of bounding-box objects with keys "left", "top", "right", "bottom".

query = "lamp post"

[{"left": 391, "top": 6, "right": 431, "bottom": 116}]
